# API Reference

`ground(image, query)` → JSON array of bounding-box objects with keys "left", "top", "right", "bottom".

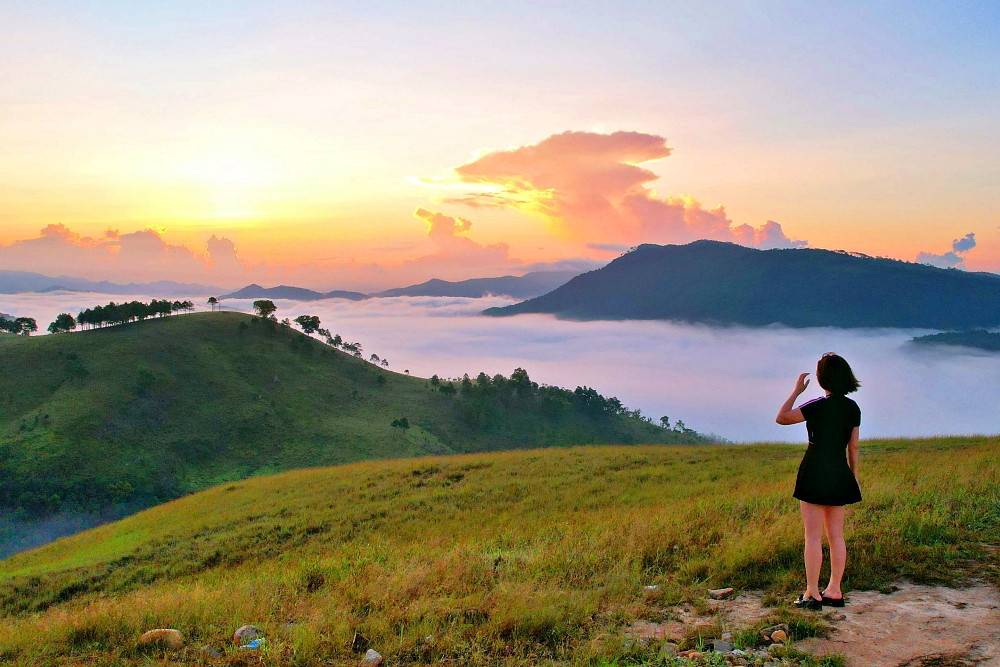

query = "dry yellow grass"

[{"left": 0, "top": 437, "right": 997, "bottom": 665}]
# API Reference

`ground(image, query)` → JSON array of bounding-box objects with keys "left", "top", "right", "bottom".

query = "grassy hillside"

[
  {"left": 0, "top": 438, "right": 996, "bottom": 665},
  {"left": 484, "top": 240, "right": 1000, "bottom": 328},
  {"left": 0, "top": 312, "right": 700, "bottom": 553}
]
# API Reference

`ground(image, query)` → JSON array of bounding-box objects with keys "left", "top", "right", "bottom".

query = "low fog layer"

[{"left": 4, "top": 292, "right": 998, "bottom": 442}]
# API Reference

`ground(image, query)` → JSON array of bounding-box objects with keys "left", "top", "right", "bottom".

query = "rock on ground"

[
  {"left": 362, "top": 648, "right": 384, "bottom": 666},
  {"left": 199, "top": 645, "right": 221, "bottom": 659},
  {"left": 233, "top": 624, "right": 261, "bottom": 644},
  {"left": 138, "top": 628, "right": 183, "bottom": 649}
]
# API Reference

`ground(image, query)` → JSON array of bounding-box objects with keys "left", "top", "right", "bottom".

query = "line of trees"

[
  {"left": 428, "top": 366, "right": 699, "bottom": 436},
  {"left": 0, "top": 316, "right": 38, "bottom": 336},
  {"left": 285, "top": 311, "right": 390, "bottom": 368},
  {"left": 76, "top": 299, "right": 194, "bottom": 329}
]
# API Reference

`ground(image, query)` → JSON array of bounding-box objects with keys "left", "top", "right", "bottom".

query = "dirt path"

[
  {"left": 796, "top": 582, "right": 1000, "bottom": 667},
  {"left": 628, "top": 582, "right": 1000, "bottom": 666}
]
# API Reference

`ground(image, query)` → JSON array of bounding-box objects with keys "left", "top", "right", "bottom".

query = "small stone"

[
  {"left": 644, "top": 584, "right": 660, "bottom": 592},
  {"left": 770, "top": 629, "right": 787, "bottom": 643},
  {"left": 722, "top": 632, "right": 733, "bottom": 640},
  {"left": 200, "top": 645, "right": 221, "bottom": 659},
  {"left": 832, "top": 613, "right": 847, "bottom": 621},
  {"left": 661, "top": 642, "right": 679, "bottom": 657},
  {"left": 138, "top": 628, "right": 183, "bottom": 650},
  {"left": 709, "top": 587, "right": 735, "bottom": 599},
  {"left": 768, "top": 643, "right": 783, "bottom": 652},
  {"left": 234, "top": 624, "right": 261, "bottom": 644},
  {"left": 713, "top": 639, "right": 734, "bottom": 652},
  {"left": 362, "top": 648, "right": 383, "bottom": 666}
]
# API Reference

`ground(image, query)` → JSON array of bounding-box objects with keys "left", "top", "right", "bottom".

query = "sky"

[{"left": 2, "top": 1, "right": 999, "bottom": 290}]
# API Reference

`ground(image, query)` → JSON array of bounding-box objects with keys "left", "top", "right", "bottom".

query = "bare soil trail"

[
  {"left": 628, "top": 582, "right": 1000, "bottom": 666},
  {"left": 796, "top": 582, "right": 1000, "bottom": 667}
]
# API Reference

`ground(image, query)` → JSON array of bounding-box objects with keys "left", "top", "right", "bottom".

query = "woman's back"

[{"left": 800, "top": 394, "right": 860, "bottom": 454}]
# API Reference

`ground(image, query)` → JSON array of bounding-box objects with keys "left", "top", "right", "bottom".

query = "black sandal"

[
  {"left": 821, "top": 594, "right": 845, "bottom": 607},
  {"left": 793, "top": 593, "right": 823, "bottom": 610}
]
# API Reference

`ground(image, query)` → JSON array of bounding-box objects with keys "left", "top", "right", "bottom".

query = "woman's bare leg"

[
  {"left": 799, "top": 501, "right": 825, "bottom": 600},
  {"left": 822, "top": 505, "right": 847, "bottom": 597}
]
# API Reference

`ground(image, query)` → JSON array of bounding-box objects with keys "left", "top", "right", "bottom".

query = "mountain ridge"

[
  {"left": 374, "top": 270, "right": 581, "bottom": 299},
  {"left": 484, "top": 240, "right": 1000, "bottom": 328},
  {"left": 0, "top": 270, "right": 220, "bottom": 296},
  {"left": 219, "top": 284, "right": 369, "bottom": 301}
]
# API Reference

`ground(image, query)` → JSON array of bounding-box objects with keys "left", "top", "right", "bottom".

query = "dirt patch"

[
  {"left": 627, "top": 592, "right": 776, "bottom": 643},
  {"left": 626, "top": 582, "right": 999, "bottom": 666},
  {"left": 797, "top": 582, "right": 1000, "bottom": 666}
]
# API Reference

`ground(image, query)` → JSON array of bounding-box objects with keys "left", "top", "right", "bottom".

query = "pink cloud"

[
  {"left": 447, "top": 130, "right": 806, "bottom": 249},
  {"left": 0, "top": 226, "right": 212, "bottom": 284},
  {"left": 404, "top": 208, "right": 518, "bottom": 280},
  {"left": 0, "top": 219, "right": 538, "bottom": 292}
]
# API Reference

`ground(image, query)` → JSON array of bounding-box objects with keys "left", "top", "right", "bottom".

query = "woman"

[{"left": 775, "top": 353, "right": 861, "bottom": 611}]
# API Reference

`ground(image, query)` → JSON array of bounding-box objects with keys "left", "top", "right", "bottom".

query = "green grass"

[
  {"left": 0, "top": 436, "right": 996, "bottom": 665},
  {"left": 0, "top": 312, "right": 699, "bottom": 550}
]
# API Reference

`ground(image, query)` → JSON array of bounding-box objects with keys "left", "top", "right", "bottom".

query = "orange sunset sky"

[{"left": 1, "top": 2, "right": 998, "bottom": 290}]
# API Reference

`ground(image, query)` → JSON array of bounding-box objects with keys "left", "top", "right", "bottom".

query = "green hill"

[
  {"left": 0, "top": 438, "right": 996, "bottom": 666},
  {"left": 484, "top": 241, "right": 1000, "bottom": 328},
  {"left": 0, "top": 312, "right": 701, "bottom": 554},
  {"left": 910, "top": 329, "right": 1000, "bottom": 352}
]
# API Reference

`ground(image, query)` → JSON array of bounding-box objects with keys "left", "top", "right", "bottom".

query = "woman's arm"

[
  {"left": 775, "top": 372, "right": 810, "bottom": 425},
  {"left": 847, "top": 427, "right": 860, "bottom": 476}
]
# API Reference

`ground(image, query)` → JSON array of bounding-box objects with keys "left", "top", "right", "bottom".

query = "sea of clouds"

[{"left": 3, "top": 292, "right": 998, "bottom": 442}]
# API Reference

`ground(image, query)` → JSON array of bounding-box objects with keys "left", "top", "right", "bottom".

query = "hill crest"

[{"left": 484, "top": 240, "right": 1000, "bottom": 328}]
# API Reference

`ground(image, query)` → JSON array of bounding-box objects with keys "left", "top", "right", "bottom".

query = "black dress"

[{"left": 793, "top": 394, "right": 862, "bottom": 506}]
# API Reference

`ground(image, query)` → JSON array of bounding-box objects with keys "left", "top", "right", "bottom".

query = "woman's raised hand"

[{"left": 794, "top": 372, "right": 810, "bottom": 395}]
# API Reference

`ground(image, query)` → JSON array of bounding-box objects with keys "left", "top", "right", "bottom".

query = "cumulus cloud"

[
  {"left": 952, "top": 232, "right": 977, "bottom": 253},
  {"left": 0, "top": 221, "right": 577, "bottom": 293},
  {"left": 415, "top": 207, "right": 473, "bottom": 242},
  {"left": 0, "top": 225, "right": 213, "bottom": 283},
  {"left": 400, "top": 208, "right": 520, "bottom": 281},
  {"left": 917, "top": 232, "right": 977, "bottom": 269},
  {"left": 441, "top": 130, "right": 806, "bottom": 250}
]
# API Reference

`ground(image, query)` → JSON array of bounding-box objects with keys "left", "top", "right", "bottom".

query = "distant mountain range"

[
  {"left": 0, "top": 271, "right": 220, "bottom": 296},
  {"left": 218, "top": 271, "right": 582, "bottom": 302},
  {"left": 219, "top": 284, "right": 369, "bottom": 301},
  {"left": 484, "top": 240, "right": 1000, "bottom": 329},
  {"left": 374, "top": 270, "right": 581, "bottom": 299}
]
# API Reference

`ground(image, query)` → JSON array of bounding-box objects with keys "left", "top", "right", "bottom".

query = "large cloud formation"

[
  {"left": 0, "top": 224, "right": 214, "bottom": 284},
  {"left": 404, "top": 208, "right": 518, "bottom": 280},
  {"left": 443, "top": 130, "right": 806, "bottom": 250},
  {"left": 0, "top": 218, "right": 560, "bottom": 291},
  {"left": 916, "top": 232, "right": 977, "bottom": 269}
]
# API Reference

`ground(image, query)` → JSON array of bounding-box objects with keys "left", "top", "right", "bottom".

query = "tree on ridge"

[{"left": 47, "top": 313, "right": 77, "bottom": 334}]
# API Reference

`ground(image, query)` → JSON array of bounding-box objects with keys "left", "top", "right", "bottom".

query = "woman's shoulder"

[{"left": 835, "top": 394, "right": 861, "bottom": 416}]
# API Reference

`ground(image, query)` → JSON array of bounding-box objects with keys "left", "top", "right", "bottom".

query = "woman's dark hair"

[{"left": 816, "top": 353, "right": 860, "bottom": 395}]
